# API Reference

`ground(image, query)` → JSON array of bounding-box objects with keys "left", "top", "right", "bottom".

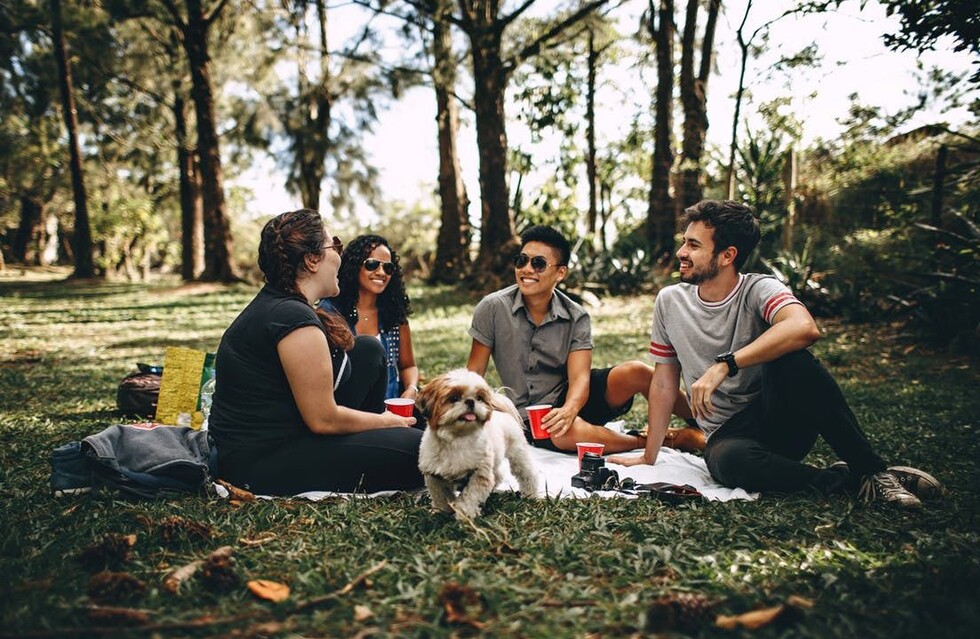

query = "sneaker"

[
  {"left": 858, "top": 471, "right": 922, "bottom": 509},
  {"left": 887, "top": 466, "right": 944, "bottom": 500}
]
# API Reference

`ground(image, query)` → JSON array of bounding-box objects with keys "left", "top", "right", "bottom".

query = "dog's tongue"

[{"left": 463, "top": 413, "right": 477, "bottom": 422}]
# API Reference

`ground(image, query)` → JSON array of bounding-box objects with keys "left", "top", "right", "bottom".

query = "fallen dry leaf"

[
  {"left": 86, "top": 605, "right": 151, "bottom": 626},
  {"left": 354, "top": 604, "right": 374, "bottom": 622},
  {"left": 248, "top": 579, "right": 290, "bottom": 603},
  {"left": 439, "top": 582, "right": 485, "bottom": 629},
  {"left": 216, "top": 479, "right": 256, "bottom": 502},
  {"left": 716, "top": 604, "right": 785, "bottom": 630},
  {"left": 240, "top": 532, "right": 278, "bottom": 546}
]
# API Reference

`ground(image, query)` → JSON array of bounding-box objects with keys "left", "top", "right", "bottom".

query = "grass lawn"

[{"left": 1, "top": 269, "right": 978, "bottom": 638}]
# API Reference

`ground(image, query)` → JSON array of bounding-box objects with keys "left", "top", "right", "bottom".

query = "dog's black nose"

[{"left": 465, "top": 398, "right": 475, "bottom": 410}]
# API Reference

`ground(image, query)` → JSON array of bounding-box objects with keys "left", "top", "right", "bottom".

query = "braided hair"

[
  {"left": 333, "top": 234, "right": 411, "bottom": 330},
  {"left": 258, "top": 209, "right": 354, "bottom": 350}
]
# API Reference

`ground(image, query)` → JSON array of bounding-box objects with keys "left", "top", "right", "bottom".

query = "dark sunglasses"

[
  {"left": 513, "top": 253, "right": 558, "bottom": 272},
  {"left": 363, "top": 258, "right": 395, "bottom": 275},
  {"left": 326, "top": 236, "right": 344, "bottom": 256}
]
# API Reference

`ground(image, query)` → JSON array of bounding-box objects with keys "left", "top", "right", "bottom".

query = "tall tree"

[
  {"left": 161, "top": 0, "right": 238, "bottom": 282},
  {"left": 646, "top": 0, "right": 675, "bottom": 260},
  {"left": 454, "top": 0, "right": 610, "bottom": 283},
  {"left": 676, "top": 0, "right": 719, "bottom": 215},
  {"left": 51, "top": 0, "right": 95, "bottom": 278},
  {"left": 429, "top": 0, "right": 472, "bottom": 282}
]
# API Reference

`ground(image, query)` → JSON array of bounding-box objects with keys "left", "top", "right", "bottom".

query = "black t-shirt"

[{"left": 210, "top": 286, "right": 348, "bottom": 455}]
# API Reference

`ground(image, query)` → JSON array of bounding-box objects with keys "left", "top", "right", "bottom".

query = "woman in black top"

[{"left": 209, "top": 209, "right": 423, "bottom": 495}]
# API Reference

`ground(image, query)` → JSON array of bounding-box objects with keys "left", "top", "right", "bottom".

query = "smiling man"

[
  {"left": 608, "top": 200, "right": 942, "bottom": 508},
  {"left": 466, "top": 225, "right": 694, "bottom": 454}
]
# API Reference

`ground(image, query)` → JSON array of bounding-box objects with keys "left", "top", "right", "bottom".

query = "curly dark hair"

[
  {"left": 333, "top": 234, "right": 411, "bottom": 330},
  {"left": 257, "top": 208, "right": 353, "bottom": 350}
]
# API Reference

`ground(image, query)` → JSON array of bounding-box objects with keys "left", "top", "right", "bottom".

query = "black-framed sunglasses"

[
  {"left": 363, "top": 258, "right": 395, "bottom": 275},
  {"left": 513, "top": 253, "right": 557, "bottom": 273},
  {"left": 326, "top": 236, "right": 344, "bottom": 256}
]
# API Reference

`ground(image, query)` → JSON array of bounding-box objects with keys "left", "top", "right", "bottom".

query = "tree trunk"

[
  {"left": 586, "top": 28, "right": 598, "bottom": 249},
  {"left": 13, "top": 196, "right": 43, "bottom": 264},
  {"left": 183, "top": 0, "right": 238, "bottom": 282},
  {"left": 174, "top": 91, "right": 204, "bottom": 280},
  {"left": 781, "top": 147, "right": 796, "bottom": 251},
  {"left": 677, "top": 0, "right": 719, "bottom": 217},
  {"left": 931, "top": 143, "right": 947, "bottom": 228},
  {"left": 294, "top": 0, "right": 331, "bottom": 211},
  {"left": 647, "top": 0, "right": 675, "bottom": 261},
  {"left": 469, "top": 28, "right": 518, "bottom": 282},
  {"left": 726, "top": 0, "right": 753, "bottom": 200},
  {"left": 51, "top": 0, "right": 96, "bottom": 278},
  {"left": 430, "top": 0, "right": 471, "bottom": 283}
]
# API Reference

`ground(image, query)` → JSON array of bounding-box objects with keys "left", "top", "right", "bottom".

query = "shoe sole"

[
  {"left": 887, "top": 466, "right": 944, "bottom": 500},
  {"left": 53, "top": 486, "right": 91, "bottom": 497}
]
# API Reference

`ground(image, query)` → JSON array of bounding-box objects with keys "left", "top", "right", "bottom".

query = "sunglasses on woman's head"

[
  {"left": 363, "top": 258, "right": 395, "bottom": 275},
  {"left": 513, "top": 253, "right": 557, "bottom": 272}
]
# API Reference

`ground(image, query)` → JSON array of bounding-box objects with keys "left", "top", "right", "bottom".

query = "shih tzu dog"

[{"left": 417, "top": 369, "right": 539, "bottom": 521}]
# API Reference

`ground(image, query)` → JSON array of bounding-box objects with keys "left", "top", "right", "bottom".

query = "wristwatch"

[{"left": 715, "top": 351, "right": 739, "bottom": 377}]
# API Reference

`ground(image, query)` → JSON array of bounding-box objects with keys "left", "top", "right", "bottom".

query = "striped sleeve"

[
  {"left": 762, "top": 290, "right": 802, "bottom": 324},
  {"left": 648, "top": 293, "right": 679, "bottom": 365},
  {"left": 649, "top": 340, "right": 676, "bottom": 358}
]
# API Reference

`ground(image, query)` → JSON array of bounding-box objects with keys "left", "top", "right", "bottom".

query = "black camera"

[{"left": 571, "top": 452, "right": 620, "bottom": 491}]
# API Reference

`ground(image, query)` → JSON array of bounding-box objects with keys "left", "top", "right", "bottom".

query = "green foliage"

[{"left": 1, "top": 276, "right": 978, "bottom": 636}]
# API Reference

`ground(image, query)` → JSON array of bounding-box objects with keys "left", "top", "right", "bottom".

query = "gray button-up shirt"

[{"left": 469, "top": 284, "right": 592, "bottom": 416}]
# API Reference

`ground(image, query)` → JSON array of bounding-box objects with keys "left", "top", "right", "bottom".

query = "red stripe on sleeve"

[
  {"left": 764, "top": 292, "right": 798, "bottom": 322},
  {"left": 649, "top": 341, "right": 676, "bottom": 357}
]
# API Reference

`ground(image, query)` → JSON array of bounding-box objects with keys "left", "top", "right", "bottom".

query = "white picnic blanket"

[{"left": 215, "top": 444, "right": 757, "bottom": 502}]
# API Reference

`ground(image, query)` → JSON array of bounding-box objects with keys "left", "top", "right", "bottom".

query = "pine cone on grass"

[{"left": 646, "top": 592, "right": 714, "bottom": 634}]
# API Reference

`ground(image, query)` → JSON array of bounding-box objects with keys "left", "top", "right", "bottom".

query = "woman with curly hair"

[
  {"left": 209, "top": 210, "right": 423, "bottom": 495},
  {"left": 320, "top": 234, "right": 420, "bottom": 402}
]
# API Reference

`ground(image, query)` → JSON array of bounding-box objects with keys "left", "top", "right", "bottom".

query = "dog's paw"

[{"left": 451, "top": 503, "right": 481, "bottom": 522}]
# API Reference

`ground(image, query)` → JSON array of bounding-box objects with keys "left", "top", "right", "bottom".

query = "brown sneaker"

[{"left": 662, "top": 426, "right": 706, "bottom": 453}]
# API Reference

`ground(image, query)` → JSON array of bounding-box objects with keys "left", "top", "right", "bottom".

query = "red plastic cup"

[
  {"left": 526, "top": 404, "right": 552, "bottom": 439},
  {"left": 577, "top": 442, "right": 605, "bottom": 464},
  {"left": 384, "top": 398, "right": 415, "bottom": 417}
]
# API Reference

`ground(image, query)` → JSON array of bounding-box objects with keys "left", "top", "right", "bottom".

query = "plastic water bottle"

[{"left": 199, "top": 376, "right": 216, "bottom": 431}]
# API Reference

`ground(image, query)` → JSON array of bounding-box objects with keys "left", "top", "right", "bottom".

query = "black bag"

[{"left": 116, "top": 364, "right": 163, "bottom": 418}]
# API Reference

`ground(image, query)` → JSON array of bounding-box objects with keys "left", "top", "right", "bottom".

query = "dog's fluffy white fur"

[{"left": 417, "top": 369, "right": 539, "bottom": 520}]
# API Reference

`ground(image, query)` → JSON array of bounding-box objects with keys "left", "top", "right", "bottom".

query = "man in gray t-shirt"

[
  {"left": 467, "top": 225, "right": 693, "bottom": 455},
  {"left": 609, "top": 200, "right": 941, "bottom": 509}
]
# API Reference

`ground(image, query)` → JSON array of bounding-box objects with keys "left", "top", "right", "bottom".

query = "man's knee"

[
  {"left": 609, "top": 360, "right": 653, "bottom": 394},
  {"left": 705, "top": 438, "right": 768, "bottom": 489}
]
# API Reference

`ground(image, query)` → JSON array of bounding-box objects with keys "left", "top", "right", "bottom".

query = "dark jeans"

[
  {"left": 704, "top": 350, "right": 886, "bottom": 494},
  {"left": 220, "top": 335, "right": 424, "bottom": 495}
]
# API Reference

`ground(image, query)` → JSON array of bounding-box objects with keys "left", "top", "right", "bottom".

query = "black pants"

[
  {"left": 334, "top": 336, "right": 388, "bottom": 413},
  {"left": 221, "top": 336, "right": 423, "bottom": 495},
  {"left": 703, "top": 350, "right": 886, "bottom": 494}
]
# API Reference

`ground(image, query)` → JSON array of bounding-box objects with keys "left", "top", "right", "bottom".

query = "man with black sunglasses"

[{"left": 467, "top": 225, "right": 693, "bottom": 454}]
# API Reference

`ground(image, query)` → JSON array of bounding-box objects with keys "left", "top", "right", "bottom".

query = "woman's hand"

[
  {"left": 400, "top": 384, "right": 418, "bottom": 400},
  {"left": 382, "top": 412, "right": 416, "bottom": 428}
]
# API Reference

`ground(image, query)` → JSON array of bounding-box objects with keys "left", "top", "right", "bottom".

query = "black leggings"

[
  {"left": 704, "top": 350, "right": 886, "bottom": 494},
  {"left": 220, "top": 336, "right": 423, "bottom": 495}
]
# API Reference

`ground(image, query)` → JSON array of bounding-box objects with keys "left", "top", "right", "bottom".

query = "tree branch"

[
  {"left": 499, "top": 0, "right": 539, "bottom": 31},
  {"left": 508, "top": 0, "right": 612, "bottom": 72},
  {"left": 205, "top": 0, "right": 233, "bottom": 25},
  {"left": 159, "top": 0, "right": 186, "bottom": 32}
]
